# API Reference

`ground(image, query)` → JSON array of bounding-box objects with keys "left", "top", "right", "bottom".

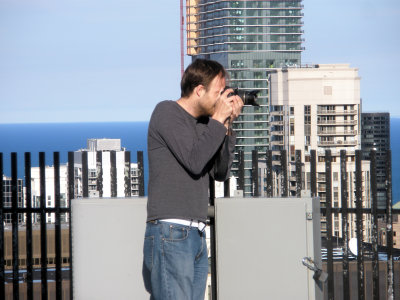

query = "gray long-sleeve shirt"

[{"left": 147, "top": 100, "right": 236, "bottom": 222}]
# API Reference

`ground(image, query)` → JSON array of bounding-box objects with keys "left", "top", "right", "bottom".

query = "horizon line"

[{"left": 0, "top": 120, "right": 150, "bottom": 125}]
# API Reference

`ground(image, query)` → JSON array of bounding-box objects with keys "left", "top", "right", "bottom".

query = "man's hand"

[
  {"left": 229, "top": 94, "right": 244, "bottom": 121},
  {"left": 211, "top": 88, "right": 234, "bottom": 125}
]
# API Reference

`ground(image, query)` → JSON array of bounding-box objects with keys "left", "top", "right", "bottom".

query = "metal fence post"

[
  {"left": 53, "top": 152, "right": 62, "bottom": 300},
  {"left": 11, "top": 153, "right": 19, "bottom": 300},
  {"left": 355, "top": 150, "right": 365, "bottom": 300},
  {"left": 96, "top": 151, "right": 103, "bottom": 197},
  {"left": 370, "top": 149, "right": 380, "bottom": 300},
  {"left": 280, "top": 150, "right": 288, "bottom": 197},
  {"left": 252, "top": 150, "right": 259, "bottom": 197},
  {"left": 82, "top": 151, "right": 88, "bottom": 198},
  {"left": 310, "top": 150, "right": 316, "bottom": 198},
  {"left": 110, "top": 151, "right": 117, "bottom": 197},
  {"left": 24, "top": 152, "right": 34, "bottom": 300},
  {"left": 340, "top": 150, "right": 350, "bottom": 299},
  {"left": 386, "top": 150, "right": 394, "bottom": 300},
  {"left": 238, "top": 151, "right": 244, "bottom": 192},
  {"left": 266, "top": 150, "right": 273, "bottom": 197},
  {"left": 137, "top": 151, "right": 145, "bottom": 197},
  {"left": 68, "top": 152, "right": 74, "bottom": 300},
  {"left": 125, "top": 151, "right": 131, "bottom": 197},
  {"left": 224, "top": 178, "right": 230, "bottom": 197},
  {"left": 209, "top": 176, "right": 217, "bottom": 300},
  {"left": 325, "top": 149, "right": 334, "bottom": 300},
  {"left": 39, "top": 152, "right": 48, "bottom": 300},
  {"left": 295, "top": 150, "right": 302, "bottom": 197},
  {"left": 0, "top": 153, "right": 4, "bottom": 300}
]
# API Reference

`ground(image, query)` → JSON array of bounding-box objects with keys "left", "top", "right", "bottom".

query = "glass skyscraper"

[
  {"left": 361, "top": 112, "right": 391, "bottom": 209},
  {"left": 186, "top": 0, "right": 304, "bottom": 195}
]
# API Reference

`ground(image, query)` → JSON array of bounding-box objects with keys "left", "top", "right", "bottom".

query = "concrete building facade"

[{"left": 268, "top": 64, "right": 372, "bottom": 240}]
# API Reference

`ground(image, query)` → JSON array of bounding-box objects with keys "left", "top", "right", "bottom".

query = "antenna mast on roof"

[{"left": 180, "top": 0, "right": 185, "bottom": 77}]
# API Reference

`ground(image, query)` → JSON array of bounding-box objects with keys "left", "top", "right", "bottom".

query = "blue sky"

[{"left": 0, "top": 0, "right": 399, "bottom": 123}]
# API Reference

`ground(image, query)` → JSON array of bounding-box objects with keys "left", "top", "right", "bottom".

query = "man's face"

[{"left": 199, "top": 74, "right": 226, "bottom": 116}]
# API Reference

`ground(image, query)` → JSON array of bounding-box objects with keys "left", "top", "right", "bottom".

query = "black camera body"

[{"left": 225, "top": 86, "right": 260, "bottom": 106}]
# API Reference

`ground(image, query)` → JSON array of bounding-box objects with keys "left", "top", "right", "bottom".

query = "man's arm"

[
  {"left": 210, "top": 95, "right": 243, "bottom": 181},
  {"left": 151, "top": 102, "right": 228, "bottom": 176},
  {"left": 210, "top": 133, "right": 236, "bottom": 181}
]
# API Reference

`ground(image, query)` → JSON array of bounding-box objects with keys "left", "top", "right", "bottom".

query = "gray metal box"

[
  {"left": 72, "top": 197, "right": 150, "bottom": 300},
  {"left": 215, "top": 197, "right": 322, "bottom": 300}
]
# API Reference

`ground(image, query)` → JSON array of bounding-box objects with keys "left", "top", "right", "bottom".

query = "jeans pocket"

[
  {"left": 143, "top": 236, "right": 154, "bottom": 271},
  {"left": 164, "top": 224, "right": 189, "bottom": 242}
]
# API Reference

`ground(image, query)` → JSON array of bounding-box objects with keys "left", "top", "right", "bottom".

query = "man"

[{"left": 143, "top": 59, "right": 243, "bottom": 299}]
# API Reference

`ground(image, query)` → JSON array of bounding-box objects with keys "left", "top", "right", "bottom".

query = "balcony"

[
  {"left": 271, "top": 140, "right": 284, "bottom": 146},
  {"left": 269, "top": 110, "right": 284, "bottom": 116},
  {"left": 317, "top": 120, "right": 357, "bottom": 125},
  {"left": 317, "top": 140, "right": 358, "bottom": 146},
  {"left": 317, "top": 109, "right": 357, "bottom": 115},
  {"left": 270, "top": 120, "right": 284, "bottom": 126},
  {"left": 317, "top": 130, "right": 357, "bottom": 136},
  {"left": 271, "top": 130, "right": 284, "bottom": 135}
]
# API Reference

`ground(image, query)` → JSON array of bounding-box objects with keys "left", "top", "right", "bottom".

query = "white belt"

[{"left": 160, "top": 218, "right": 206, "bottom": 232}]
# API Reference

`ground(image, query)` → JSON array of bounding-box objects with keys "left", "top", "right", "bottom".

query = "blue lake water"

[
  {"left": 0, "top": 122, "right": 149, "bottom": 193},
  {"left": 0, "top": 119, "right": 399, "bottom": 204}
]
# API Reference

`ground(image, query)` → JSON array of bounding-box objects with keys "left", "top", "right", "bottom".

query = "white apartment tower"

[
  {"left": 31, "top": 139, "right": 141, "bottom": 223},
  {"left": 269, "top": 64, "right": 372, "bottom": 241},
  {"left": 74, "top": 139, "right": 141, "bottom": 198}
]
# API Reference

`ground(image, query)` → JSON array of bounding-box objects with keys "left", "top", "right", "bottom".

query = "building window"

[
  {"left": 231, "top": 60, "right": 244, "bottom": 68},
  {"left": 333, "top": 172, "right": 338, "bottom": 182},
  {"left": 305, "top": 136, "right": 311, "bottom": 146},
  {"left": 290, "top": 124, "right": 294, "bottom": 136},
  {"left": 324, "top": 86, "right": 332, "bottom": 95}
]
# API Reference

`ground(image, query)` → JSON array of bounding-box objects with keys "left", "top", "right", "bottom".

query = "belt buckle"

[{"left": 198, "top": 222, "right": 206, "bottom": 233}]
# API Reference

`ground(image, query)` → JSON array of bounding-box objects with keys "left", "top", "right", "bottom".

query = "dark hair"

[{"left": 180, "top": 59, "right": 226, "bottom": 98}]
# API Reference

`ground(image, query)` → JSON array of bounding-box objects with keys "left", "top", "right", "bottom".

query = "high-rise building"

[
  {"left": 361, "top": 112, "right": 390, "bottom": 209},
  {"left": 186, "top": 0, "right": 304, "bottom": 195},
  {"left": 268, "top": 64, "right": 372, "bottom": 240},
  {"left": 30, "top": 139, "right": 142, "bottom": 224},
  {"left": 73, "top": 139, "right": 141, "bottom": 198}
]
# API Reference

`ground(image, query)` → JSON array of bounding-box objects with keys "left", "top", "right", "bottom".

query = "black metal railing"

[
  {"left": 0, "top": 150, "right": 144, "bottom": 300},
  {"left": 235, "top": 148, "right": 399, "bottom": 300},
  {"left": 1, "top": 148, "right": 399, "bottom": 299}
]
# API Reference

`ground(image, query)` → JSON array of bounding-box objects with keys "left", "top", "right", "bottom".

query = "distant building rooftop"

[{"left": 87, "top": 138, "right": 121, "bottom": 152}]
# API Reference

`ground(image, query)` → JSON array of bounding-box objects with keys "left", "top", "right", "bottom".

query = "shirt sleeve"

[
  {"left": 150, "top": 102, "right": 228, "bottom": 176},
  {"left": 210, "top": 133, "right": 236, "bottom": 182}
]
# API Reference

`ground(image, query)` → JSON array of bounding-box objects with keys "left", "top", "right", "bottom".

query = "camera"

[{"left": 225, "top": 86, "right": 260, "bottom": 106}]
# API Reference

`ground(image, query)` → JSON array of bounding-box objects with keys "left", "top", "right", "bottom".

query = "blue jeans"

[{"left": 142, "top": 220, "right": 208, "bottom": 300}]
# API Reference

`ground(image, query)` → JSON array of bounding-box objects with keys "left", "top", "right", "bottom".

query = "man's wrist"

[{"left": 211, "top": 114, "right": 227, "bottom": 125}]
